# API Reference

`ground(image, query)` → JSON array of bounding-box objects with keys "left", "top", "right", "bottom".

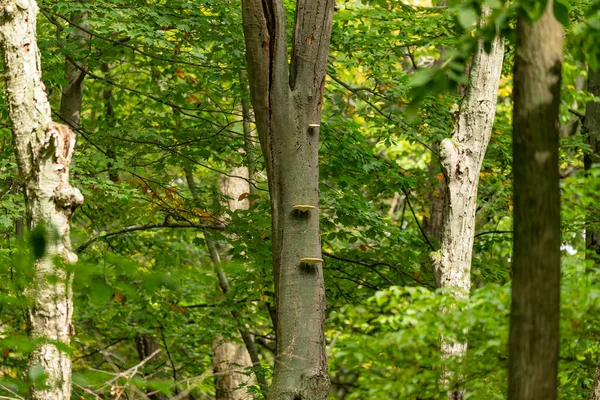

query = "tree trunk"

[
  {"left": 585, "top": 68, "right": 600, "bottom": 400},
  {"left": 59, "top": 11, "right": 89, "bottom": 129},
  {"left": 0, "top": 1, "right": 84, "bottom": 399},
  {"left": 241, "top": 0, "right": 335, "bottom": 398},
  {"left": 508, "top": 2, "right": 563, "bottom": 399},
  {"left": 213, "top": 338, "right": 256, "bottom": 400},
  {"left": 135, "top": 334, "right": 168, "bottom": 400},
  {"left": 432, "top": 8, "right": 504, "bottom": 399},
  {"left": 213, "top": 167, "right": 256, "bottom": 400}
]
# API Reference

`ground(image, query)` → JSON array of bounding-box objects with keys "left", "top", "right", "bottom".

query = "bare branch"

[{"left": 76, "top": 221, "right": 225, "bottom": 254}]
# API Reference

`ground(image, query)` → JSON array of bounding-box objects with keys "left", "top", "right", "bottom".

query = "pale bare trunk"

[
  {"left": 0, "top": 1, "right": 84, "bottom": 399},
  {"left": 59, "top": 11, "right": 89, "bottom": 129},
  {"left": 212, "top": 167, "right": 256, "bottom": 400},
  {"left": 213, "top": 338, "right": 256, "bottom": 400},
  {"left": 431, "top": 8, "right": 504, "bottom": 399}
]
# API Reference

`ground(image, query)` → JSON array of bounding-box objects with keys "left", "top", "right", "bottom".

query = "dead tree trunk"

[
  {"left": 0, "top": 1, "right": 84, "bottom": 399},
  {"left": 241, "top": 0, "right": 335, "bottom": 398},
  {"left": 431, "top": 8, "right": 504, "bottom": 399}
]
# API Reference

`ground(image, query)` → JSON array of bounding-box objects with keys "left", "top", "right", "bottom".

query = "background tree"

[{"left": 433, "top": 7, "right": 504, "bottom": 399}]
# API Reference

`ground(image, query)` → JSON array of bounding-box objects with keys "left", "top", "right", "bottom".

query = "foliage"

[{"left": 0, "top": 0, "right": 599, "bottom": 398}]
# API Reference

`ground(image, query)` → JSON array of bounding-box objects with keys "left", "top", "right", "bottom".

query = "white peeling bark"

[
  {"left": 0, "top": 1, "right": 83, "bottom": 399},
  {"left": 431, "top": 9, "right": 504, "bottom": 400}
]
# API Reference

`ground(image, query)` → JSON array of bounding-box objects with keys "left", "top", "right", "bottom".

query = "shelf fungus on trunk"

[
  {"left": 292, "top": 204, "right": 317, "bottom": 212},
  {"left": 300, "top": 257, "right": 324, "bottom": 264}
]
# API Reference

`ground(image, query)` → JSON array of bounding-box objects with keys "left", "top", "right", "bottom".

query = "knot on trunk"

[
  {"left": 299, "top": 370, "right": 330, "bottom": 399},
  {"left": 439, "top": 138, "right": 459, "bottom": 180},
  {"left": 54, "top": 186, "right": 84, "bottom": 210},
  {"left": 59, "top": 246, "right": 78, "bottom": 264},
  {"left": 45, "top": 123, "right": 76, "bottom": 165}
]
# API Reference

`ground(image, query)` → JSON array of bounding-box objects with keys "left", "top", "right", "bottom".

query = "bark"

[
  {"left": 241, "top": 70, "right": 258, "bottom": 196},
  {"left": 220, "top": 166, "right": 250, "bottom": 212},
  {"left": 59, "top": 11, "right": 89, "bottom": 129},
  {"left": 213, "top": 338, "right": 256, "bottom": 400},
  {"left": 0, "top": 1, "right": 84, "bottom": 399},
  {"left": 508, "top": 2, "right": 563, "bottom": 399},
  {"left": 241, "top": 0, "right": 334, "bottom": 398},
  {"left": 585, "top": 69, "right": 600, "bottom": 254},
  {"left": 135, "top": 334, "right": 168, "bottom": 400},
  {"left": 102, "top": 62, "right": 120, "bottom": 183},
  {"left": 431, "top": 8, "right": 504, "bottom": 399},
  {"left": 432, "top": 9, "right": 504, "bottom": 400},
  {"left": 213, "top": 168, "right": 257, "bottom": 400},
  {"left": 585, "top": 68, "right": 600, "bottom": 400},
  {"left": 422, "top": 154, "right": 446, "bottom": 240}
]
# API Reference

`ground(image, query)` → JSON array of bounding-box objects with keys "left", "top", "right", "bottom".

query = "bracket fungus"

[
  {"left": 300, "top": 257, "right": 323, "bottom": 264},
  {"left": 292, "top": 204, "right": 316, "bottom": 212}
]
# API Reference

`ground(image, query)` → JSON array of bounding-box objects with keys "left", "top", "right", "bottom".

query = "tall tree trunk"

[
  {"left": 241, "top": 0, "right": 335, "bottom": 398},
  {"left": 422, "top": 150, "right": 446, "bottom": 240},
  {"left": 0, "top": 1, "right": 84, "bottom": 399},
  {"left": 241, "top": 70, "right": 258, "bottom": 197},
  {"left": 432, "top": 8, "right": 504, "bottom": 399},
  {"left": 585, "top": 68, "right": 600, "bottom": 400},
  {"left": 508, "top": 2, "right": 563, "bottom": 399},
  {"left": 101, "top": 62, "right": 120, "bottom": 183}
]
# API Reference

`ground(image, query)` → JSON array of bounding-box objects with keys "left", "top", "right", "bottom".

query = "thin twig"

[
  {"left": 76, "top": 221, "right": 225, "bottom": 253},
  {"left": 400, "top": 188, "right": 435, "bottom": 251}
]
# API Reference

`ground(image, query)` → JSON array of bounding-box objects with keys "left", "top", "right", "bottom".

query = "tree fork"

[{"left": 241, "top": 0, "right": 335, "bottom": 398}]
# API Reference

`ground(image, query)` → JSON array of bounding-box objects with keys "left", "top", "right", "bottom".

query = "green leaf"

[
  {"left": 458, "top": 8, "right": 477, "bottom": 30},
  {"left": 28, "top": 363, "right": 46, "bottom": 383},
  {"left": 553, "top": 0, "right": 571, "bottom": 27},
  {"left": 520, "top": 0, "right": 549, "bottom": 22}
]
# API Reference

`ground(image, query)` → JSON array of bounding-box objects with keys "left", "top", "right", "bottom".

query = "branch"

[
  {"left": 568, "top": 108, "right": 585, "bottom": 121},
  {"left": 322, "top": 250, "right": 395, "bottom": 286},
  {"left": 474, "top": 230, "right": 512, "bottom": 238},
  {"left": 44, "top": 8, "right": 229, "bottom": 70},
  {"left": 322, "top": 250, "right": 434, "bottom": 288},
  {"left": 400, "top": 188, "right": 435, "bottom": 252},
  {"left": 76, "top": 221, "right": 225, "bottom": 253}
]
